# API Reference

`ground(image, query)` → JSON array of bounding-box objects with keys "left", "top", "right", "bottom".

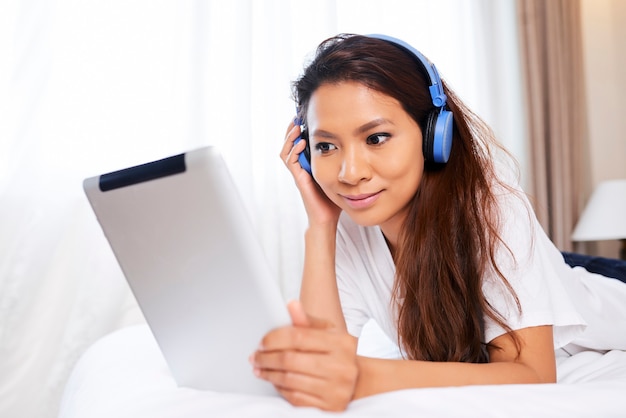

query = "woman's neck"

[
  {"left": 382, "top": 233, "right": 397, "bottom": 262},
  {"left": 379, "top": 209, "right": 407, "bottom": 258}
]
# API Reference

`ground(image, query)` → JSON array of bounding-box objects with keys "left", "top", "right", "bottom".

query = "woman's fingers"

[
  {"left": 285, "top": 118, "right": 297, "bottom": 137},
  {"left": 253, "top": 327, "right": 358, "bottom": 389},
  {"left": 252, "top": 349, "right": 358, "bottom": 412},
  {"left": 260, "top": 326, "right": 337, "bottom": 353},
  {"left": 253, "top": 349, "right": 331, "bottom": 379},
  {"left": 276, "top": 387, "right": 327, "bottom": 410},
  {"left": 280, "top": 120, "right": 300, "bottom": 156},
  {"left": 251, "top": 302, "right": 359, "bottom": 411},
  {"left": 280, "top": 123, "right": 306, "bottom": 166}
]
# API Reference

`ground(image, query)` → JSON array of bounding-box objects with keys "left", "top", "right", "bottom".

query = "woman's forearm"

[
  {"left": 354, "top": 325, "right": 557, "bottom": 399},
  {"left": 299, "top": 223, "right": 346, "bottom": 331},
  {"left": 353, "top": 355, "right": 555, "bottom": 399}
]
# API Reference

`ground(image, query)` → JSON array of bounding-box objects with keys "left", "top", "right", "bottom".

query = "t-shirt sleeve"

[{"left": 482, "top": 189, "right": 586, "bottom": 348}]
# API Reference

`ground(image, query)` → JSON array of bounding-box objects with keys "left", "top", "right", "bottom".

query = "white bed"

[{"left": 59, "top": 322, "right": 626, "bottom": 418}]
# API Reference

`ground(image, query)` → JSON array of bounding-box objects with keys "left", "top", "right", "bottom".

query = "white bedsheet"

[{"left": 59, "top": 324, "right": 626, "bottom": 418}]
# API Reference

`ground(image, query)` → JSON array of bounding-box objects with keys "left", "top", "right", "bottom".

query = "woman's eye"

[
  {"left": 366, "top": 133, "right": 391, "bottom": 145},
  {"left": 314, "top": 142, "right": 337, "bottom": 153}
]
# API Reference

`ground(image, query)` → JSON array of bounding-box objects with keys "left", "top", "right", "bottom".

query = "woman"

[{"left": 250, "top": 34, "right": 626, "bottom": 411}]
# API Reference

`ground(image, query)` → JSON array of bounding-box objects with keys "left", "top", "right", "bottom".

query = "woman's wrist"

[
  {"left": 353, "top": 356, "right": 414, "bottom": 399},
  {"left": 305, "top": 221, "right": 338, "bottom": 243},
  {"left": 300, "top": 221, "right": 342, "bottom": 326},
  {"left": 353, "top": 356, "right": 375, "bottom": 400},
  {"left": 304, "top": 221, "right": 338, "bottom": 260}
]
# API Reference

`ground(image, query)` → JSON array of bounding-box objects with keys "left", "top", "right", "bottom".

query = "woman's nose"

[{"left": 338, "top": 147, "right": 371, "bottom": 185}]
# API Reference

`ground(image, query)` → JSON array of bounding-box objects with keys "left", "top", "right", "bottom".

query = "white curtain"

[{"left": 0, "top": 1, "right": 525, "bottom": 417}]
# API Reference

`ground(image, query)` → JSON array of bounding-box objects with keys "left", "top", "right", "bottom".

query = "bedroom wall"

[{"left": 579, "top": 0, "right": 626, "bottom": 258}]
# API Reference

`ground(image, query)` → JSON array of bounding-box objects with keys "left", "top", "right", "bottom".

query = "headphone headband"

[
  {"left": 295, "top": 33, "right": 454, "bottom": 170},
  {"left": 367, "top": 34, "right": 448, "bottom": 108},
  {"left": 367, "top": 34, "right": 453, "bottom": 164}
]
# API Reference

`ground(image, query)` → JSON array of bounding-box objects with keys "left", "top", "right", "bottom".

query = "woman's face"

[{"left": 307, "top": 81, "right": 425, "bottom": 238}]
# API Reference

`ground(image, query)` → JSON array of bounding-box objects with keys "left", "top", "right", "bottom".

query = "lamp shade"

[{"left": 572, "top": 179, "right": 626, "bottom": 241}]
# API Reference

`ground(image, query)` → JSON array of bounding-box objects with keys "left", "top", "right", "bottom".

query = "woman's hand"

[
  {"left": 250, "top": 300, "right": 359, "bottom": 411},
  {"left": 281, "top": 120, "right": 341, "bottom": 227}
]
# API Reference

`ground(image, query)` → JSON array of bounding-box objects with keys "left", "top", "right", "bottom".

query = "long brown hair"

[{"left": 293, "top": 34, "right": 519, "bottom": 363}]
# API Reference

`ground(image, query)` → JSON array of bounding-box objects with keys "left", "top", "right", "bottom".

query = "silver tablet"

[{"left": 83, "top": 146, "right": 290, "bottom": 396}]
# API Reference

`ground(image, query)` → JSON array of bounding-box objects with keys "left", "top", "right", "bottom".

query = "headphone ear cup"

[
  {"left": 296, "top": 129, "right": 312, "bottom": 174},
  {"left": 432, "top": 110, "right": 453, "bottom": 163},
  {"left": 423, "top": 111, "right": 437, "bottom": 163},
  {"left": 423, "top": 110, "right": 453, "bottom": 164}
]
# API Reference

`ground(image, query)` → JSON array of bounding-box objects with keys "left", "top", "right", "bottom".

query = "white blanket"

[{"left": 59, "top": 324, "right": 626, "bottom": 418}]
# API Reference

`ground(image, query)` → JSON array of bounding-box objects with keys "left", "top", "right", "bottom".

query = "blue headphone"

[{"left": 296, "top": 34, "right": 454, "bottom": 174}]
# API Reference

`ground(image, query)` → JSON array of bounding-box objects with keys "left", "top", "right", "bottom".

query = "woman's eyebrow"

[
  {"left": 312, "top": 118, "right": 393, "bottom": 139},
  {"left": 311, "top": 129, "right": 337, "bottom": 139},
  {"left": 353, "top": 118, "right": 393, "bottom": 135}
]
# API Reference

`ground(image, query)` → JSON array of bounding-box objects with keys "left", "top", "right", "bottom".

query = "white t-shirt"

[{"left": 335, "top": 181, "right": 612, "bottom": 352}]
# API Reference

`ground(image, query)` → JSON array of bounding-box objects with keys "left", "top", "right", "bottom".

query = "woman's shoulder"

[{"left": 488, "top": 155, "right": 537, "bottom": 226}]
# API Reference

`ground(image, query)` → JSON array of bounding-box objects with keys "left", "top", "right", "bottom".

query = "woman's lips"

[{"left": 341, "top": 191, "right": 381, "bottom": 209}]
